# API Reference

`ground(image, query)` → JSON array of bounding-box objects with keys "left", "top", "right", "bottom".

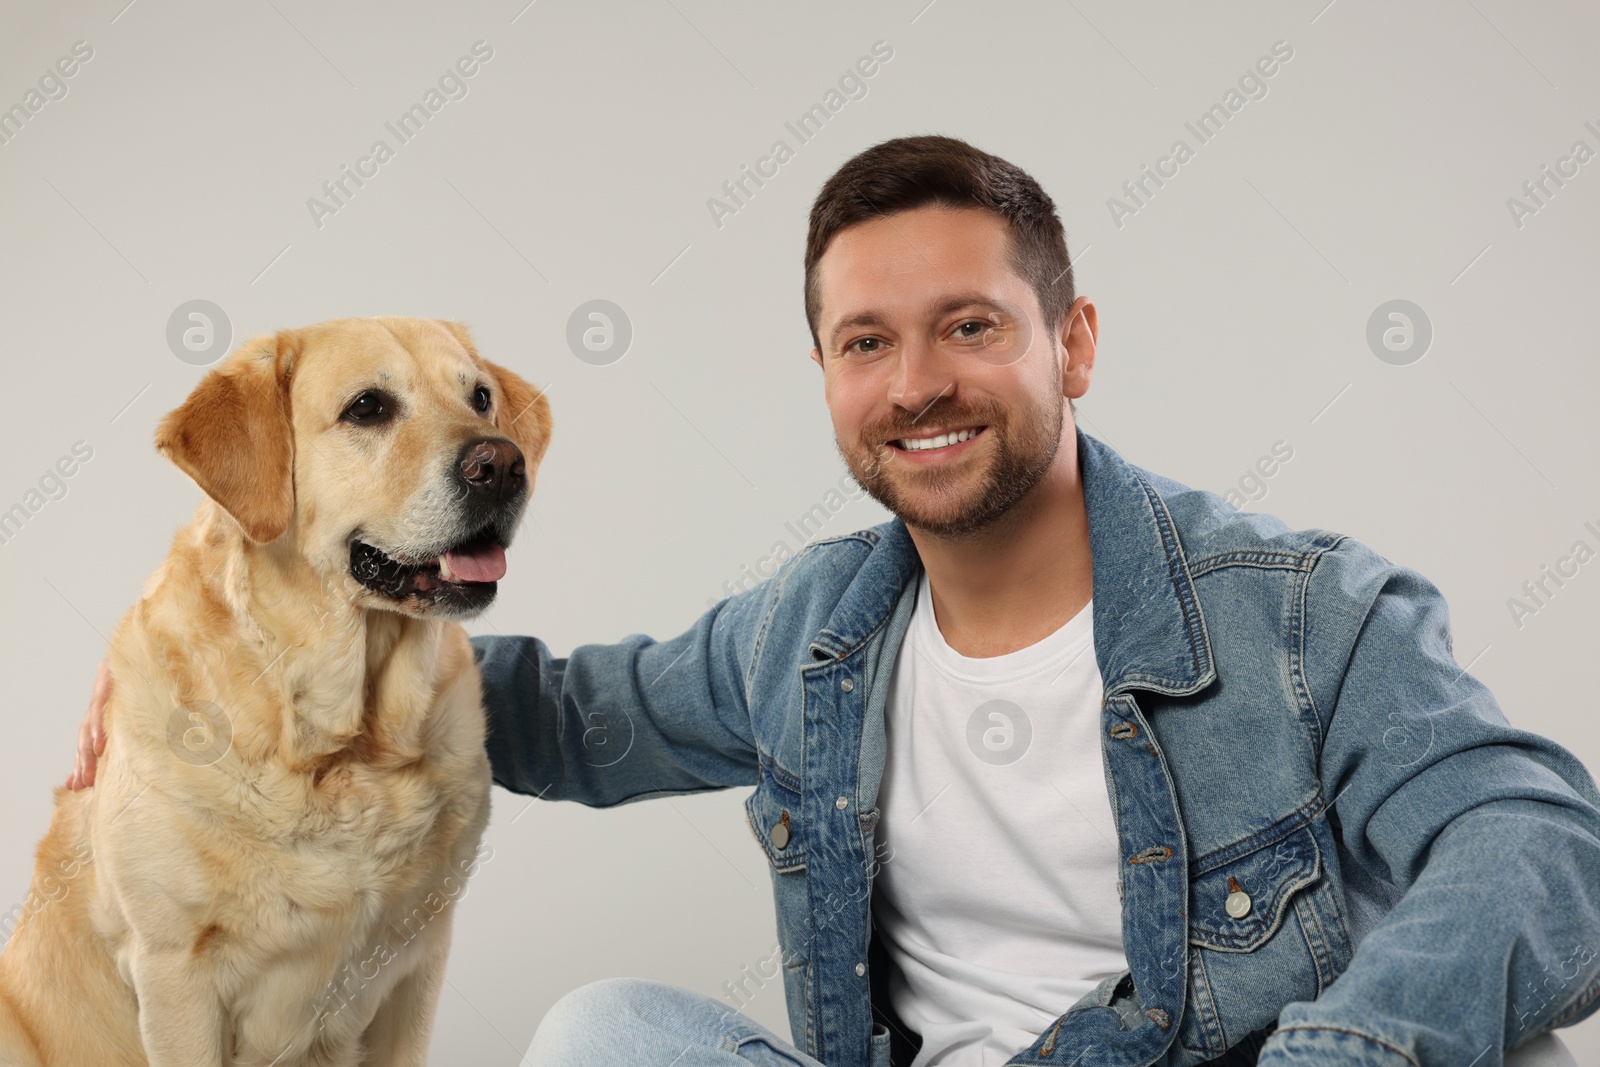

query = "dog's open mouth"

[{"left": 349, "top": 527, "right": 507, "bottom": 605}]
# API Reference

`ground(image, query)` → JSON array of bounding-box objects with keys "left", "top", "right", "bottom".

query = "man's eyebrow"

[
  {"left": 827, "top": 310, "right": 889, "bottom": 350},
  {"left": 825, "top": 292, "right": 1006, "bottom": 349}
]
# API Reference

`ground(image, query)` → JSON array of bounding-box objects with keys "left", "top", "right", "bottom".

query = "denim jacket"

[{"left": 471, "top": 426, "right": 1600, "bottom": 1067}]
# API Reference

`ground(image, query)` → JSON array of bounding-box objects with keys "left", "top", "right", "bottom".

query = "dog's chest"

[
  {"left": 210, "top": 754, "right": 491, "bottom": 1054},
  {"left": 267, "top": 754, "right": 484, "bottom": 915}
]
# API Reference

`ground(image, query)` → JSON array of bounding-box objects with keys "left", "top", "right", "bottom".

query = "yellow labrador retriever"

[{"left": 0, "top": 317, "right": 551, "bottom": 1066}]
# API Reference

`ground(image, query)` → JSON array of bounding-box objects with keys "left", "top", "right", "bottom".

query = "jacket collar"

[{"left": 809, "top": 426, "right": 1216, "bottom": 700}]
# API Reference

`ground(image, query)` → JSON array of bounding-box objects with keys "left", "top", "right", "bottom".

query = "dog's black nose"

[{"left": 456, "top": 438, "right": 526, "bottom": 502}]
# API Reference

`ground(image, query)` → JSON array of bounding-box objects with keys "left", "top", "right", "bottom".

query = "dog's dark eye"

[
  {"left": 342, "top": 391, "right": 390, "bottom": 424},
  {"left": 473, "top": 385, "right": 491, "bottom": 414}
]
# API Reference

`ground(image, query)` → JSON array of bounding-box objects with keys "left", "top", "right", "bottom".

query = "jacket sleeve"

[
  {"left": 466, "top": 563, "right": 793, "bottom": 807},
  {"left": 1257, "top": 535, "right": 1600, "bottom": 1066}
]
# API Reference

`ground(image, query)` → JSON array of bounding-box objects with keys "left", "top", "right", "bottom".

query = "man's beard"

[{"left": 839, "top": 386, "right": 1065, "bottom": 539}]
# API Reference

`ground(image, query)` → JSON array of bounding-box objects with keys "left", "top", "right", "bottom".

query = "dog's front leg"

[
  {"left": 129, "top": 946, "right": 225, "bottom": 1066},
  {"left": 358, "top": 928, "right": 451, "bottom": 1067}
]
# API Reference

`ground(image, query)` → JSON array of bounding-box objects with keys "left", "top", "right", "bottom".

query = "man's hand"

[{"left": 67, "top": 657, "right": 111, "bottom": 791}]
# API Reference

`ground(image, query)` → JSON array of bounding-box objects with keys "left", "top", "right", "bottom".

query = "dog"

[{"left": 0, "top": 317, "right": 552, "bottom": 1065}]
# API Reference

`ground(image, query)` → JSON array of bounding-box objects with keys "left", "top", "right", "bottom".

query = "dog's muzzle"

[{"left": 347, "top": 437, "right": 529, "bottom": 613}]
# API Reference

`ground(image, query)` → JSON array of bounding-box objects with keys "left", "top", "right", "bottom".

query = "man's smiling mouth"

[{"left": 890, "top": 425, "right": 987, "bottom": 453}]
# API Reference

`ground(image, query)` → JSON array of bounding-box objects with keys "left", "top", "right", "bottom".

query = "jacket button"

[
  {"left": 1225, "top": 875, "right": 1252, "bottom": 918},
  {"left": 771, "top": 811, "right": 791, "bottom": 849},
  {"left": 840, "top": 677, "right": 854, "bottom": 692},
  {"left": 836, "top": 796, "right": 849, "bottom": 809},
  {"left": 855, "top": 962, "right": 866, "bottom": 976}
]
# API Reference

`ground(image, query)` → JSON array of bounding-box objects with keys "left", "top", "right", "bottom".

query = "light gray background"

[{"left": 2, "top": 0, "right": 1598, "bottom": 1062}]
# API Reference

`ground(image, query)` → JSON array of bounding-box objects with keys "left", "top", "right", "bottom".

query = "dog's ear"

[
  {"left": 484, "top": 356, "right": 552, "bottom": 472},
  {"left": 155, "top": 331, "right": 297, "bottom": 544},
  {"left": 439, "top": 320, "right": 552, "bottom": 472}
]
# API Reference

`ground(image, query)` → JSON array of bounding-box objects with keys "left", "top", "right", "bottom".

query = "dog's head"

[{"left": 154, "top": 316, "right": 552, "bottom": 620}]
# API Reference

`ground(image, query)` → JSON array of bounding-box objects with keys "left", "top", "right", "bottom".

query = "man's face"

[{"left": 809, "top": 205, "right": 1093, "bottom": 538}]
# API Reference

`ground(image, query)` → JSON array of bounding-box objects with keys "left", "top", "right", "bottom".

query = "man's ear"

[
  {"left": 1058, "top": 297, "right": 1097, "bottom": 401},
  {"left": 438, "top": 320, "right": 552, "bottom": 474},
  {"left": 154, "top": 331, "right": 297, "bottom": 544}
]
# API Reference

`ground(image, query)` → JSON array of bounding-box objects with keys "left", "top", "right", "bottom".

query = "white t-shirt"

[{"left": 874, "top": 571, "right": 1128, "bottom": 1067}]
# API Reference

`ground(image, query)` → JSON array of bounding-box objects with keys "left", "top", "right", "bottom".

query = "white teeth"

[
  {"left": 438, "top": 554, "right": 453, "bottom": 581},
  {"left": 897, "top": 427, "right": 978, "bottom": 452}
]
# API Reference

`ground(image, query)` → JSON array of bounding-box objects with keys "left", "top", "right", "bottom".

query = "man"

[{"left": 69, "top": 136, "right": 1599, "bottom": 1066}]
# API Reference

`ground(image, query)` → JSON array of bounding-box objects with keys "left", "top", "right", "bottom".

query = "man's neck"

[{"left": 904, "top": 429, "right": 1093, "bottom": 659}]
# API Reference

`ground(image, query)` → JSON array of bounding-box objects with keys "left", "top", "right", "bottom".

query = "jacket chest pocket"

[
  {"left": 1188, "top": 821, "right": 1320, "bottom": 951},
  {"left": 745, "top": 757, "right": 814, "bottom": 1049},
  {"left": 1178, "top": 821, "right": 1326, "bottom": 1059},
  {"left": 745, "top": 758, "right": 807, "bottom": 872}
]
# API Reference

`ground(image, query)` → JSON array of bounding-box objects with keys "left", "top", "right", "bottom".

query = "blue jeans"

[
  {"left": 522, "top": 977, "right": 890, "bottom": 1067},
  {"left": 520, "top": 977, "right": 1576, "bottom": 1067}
]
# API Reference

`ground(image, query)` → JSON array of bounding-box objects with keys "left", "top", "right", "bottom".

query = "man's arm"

[
  {"left": 66, "top": 571, "right": 790, "bottom": 800},
  {"left": 469, "top": 561, "right": 793, "bottom": 807},
  {"left": 1257, "top": 536, "right": 1600, "bottom": 1065}
]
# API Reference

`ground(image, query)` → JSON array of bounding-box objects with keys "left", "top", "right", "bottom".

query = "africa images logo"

[
  {"left": 304, "top": 41, "right": 495, "bottom": 230},
  {"left": 1107, "top": 39, "right": 1294, "bottom": 229},
  {"left": 705, "top": 40, "right": 894, "bottom": 230}
]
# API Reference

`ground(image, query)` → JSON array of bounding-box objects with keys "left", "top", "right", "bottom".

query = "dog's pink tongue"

[{"left": 444, "top": 542, "right": 506, "bottom": 583}]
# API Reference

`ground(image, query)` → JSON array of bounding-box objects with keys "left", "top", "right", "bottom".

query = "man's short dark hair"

[{"left": 804, "top": 135, "right": 1077, "bottom": 358}]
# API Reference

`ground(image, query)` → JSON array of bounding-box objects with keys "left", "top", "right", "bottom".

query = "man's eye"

[
  {"left": 954, "top": 320, "right": 989, "bottom": 340},
  {"left": 473, "top": 385, "right": 491, "bottom": 413},
  {"left": 847, "top": 337, "right": 882, "bottom": 356},
  {"left": 342, "top": 391, "right": 389, "bottom": 423}
]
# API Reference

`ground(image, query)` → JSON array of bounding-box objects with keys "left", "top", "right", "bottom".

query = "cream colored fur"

[{"left": 0, "top": 317, "right": 551, "bottom": 1066}]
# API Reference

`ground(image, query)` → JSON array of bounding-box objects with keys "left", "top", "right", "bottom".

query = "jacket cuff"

[{"left": 1258, "top": 1025, "right": 1418, "bottom": 1067}]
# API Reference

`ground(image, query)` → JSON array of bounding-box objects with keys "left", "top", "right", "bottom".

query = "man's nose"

[
  {"left": 455, "top": 437, "right": 526, "bottom": 502},
  {"left": 885, "top": 335, "right": 957, "bottom": 417}
]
